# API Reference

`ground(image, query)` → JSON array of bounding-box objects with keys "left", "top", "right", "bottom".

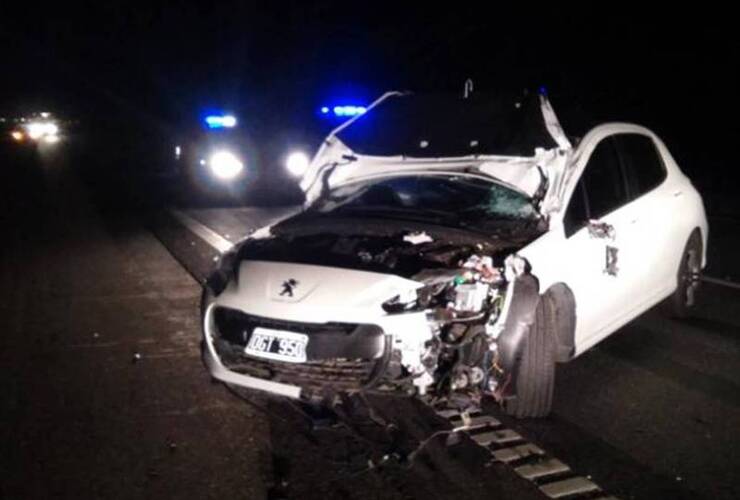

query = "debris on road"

[{"left": 403, "top": 231, "right": 434, "bottom": 245}]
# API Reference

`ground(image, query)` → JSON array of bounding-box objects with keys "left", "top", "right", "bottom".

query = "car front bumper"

[{"left": 202, "top": 304, "right": 302, "bottom": 398}]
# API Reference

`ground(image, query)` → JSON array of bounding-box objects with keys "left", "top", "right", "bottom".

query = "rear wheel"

[
  {"left": 505, "top": 295, "right": 556, "bottom": 418},
  {"left": 665, "top": 231, "right": 702, "bottom": 319}
]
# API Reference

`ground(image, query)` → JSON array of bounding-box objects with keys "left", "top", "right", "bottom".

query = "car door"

[
  {"left": 560, "top": 134, "right": 642, "bottom": 352},
  {"left": 612, "top": 132, "right": 675, "bottom": 304}
]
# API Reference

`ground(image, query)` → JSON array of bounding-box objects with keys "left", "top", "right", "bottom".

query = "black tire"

[
  {"left": 665, "top": 230, "right": 702, "bottom": 319},
  {"left": 505, "top": 295, "right": 556, "bottom": 418}
]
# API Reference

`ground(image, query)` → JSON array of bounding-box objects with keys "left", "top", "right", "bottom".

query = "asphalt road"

[{"left": 1, "top": 141, "right": 738, "bottom": 499}]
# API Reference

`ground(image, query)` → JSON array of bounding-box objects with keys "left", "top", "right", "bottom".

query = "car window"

[
  {"left": 614, "top": 133, "right": 667, "bottom": 199},
  {"left": 563, "top": 179, "right": 588, "bottom": 237},
  {"left": 580, "top": 137, "right": 628, "bottom": 220}
]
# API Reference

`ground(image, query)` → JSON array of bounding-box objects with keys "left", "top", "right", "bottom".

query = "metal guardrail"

[{"left": 700, "top": 275, "right": 740, "bottom": 290}]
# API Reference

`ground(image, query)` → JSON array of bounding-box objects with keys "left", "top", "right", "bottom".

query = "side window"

[
  {"left": 614, "top": 134, "right": 667, "bottom": 198},
  {"left": 563, "top": 179, "right": 588, "bottom": 237},
  {"left": 580, "top": 137, "right": 628, "bottom": 220},
  {"left": 563, "top": 137, "right": 628, "bottom": 238}
]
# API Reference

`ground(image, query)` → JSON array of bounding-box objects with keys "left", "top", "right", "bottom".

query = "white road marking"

[
  {"left": 492, "top": 442, "right": 545, "bottom": 463},
  {"left": 168, "top": 208, "right": 233, "bottom": 253},
  {"left": 472, "top": 428, "right": 523, "bottom": 446},
  {"left": 437, "top": 408, "right": 615, "bottom": 499},
  {"left": 515, "top": 458, "right": 570, "bottom": 480},
  {"left": 539, "top": 477, "right": 600, "bottom": 498}
]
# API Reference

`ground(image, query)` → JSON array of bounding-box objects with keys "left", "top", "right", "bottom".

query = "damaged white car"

[{"left": 201, "top": 90, "right": 708, "bottom": 417}]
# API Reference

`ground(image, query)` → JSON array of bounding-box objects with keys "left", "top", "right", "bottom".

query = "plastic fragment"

[{"left": 403, "top": 231, "right": 434, "bottom": 245}]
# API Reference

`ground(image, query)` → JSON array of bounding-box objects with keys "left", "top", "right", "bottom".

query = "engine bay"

[
  {"left": 226, "top": 221, "right": 541, "bottom": 408},
  {"left": 377, "top": 247, "right": 531, "bottom": 409}
]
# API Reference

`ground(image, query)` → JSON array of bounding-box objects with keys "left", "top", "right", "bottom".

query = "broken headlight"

[{"left": 205, "top": 247, "right": 239, "bottom": 296}]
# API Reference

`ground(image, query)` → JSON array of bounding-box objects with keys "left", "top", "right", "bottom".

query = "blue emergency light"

[
  {"left": 320, "top": 105, "right": 367, "bottom": 117},
  {"left": 204, "top": 115, "right": 237, "bottom": 129}
]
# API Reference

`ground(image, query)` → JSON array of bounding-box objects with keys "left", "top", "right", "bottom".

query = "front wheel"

[{"left": 505, "top": 295, "right": 556, "bottom": 418}]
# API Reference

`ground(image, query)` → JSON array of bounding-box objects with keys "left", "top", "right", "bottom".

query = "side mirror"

[{"left": 587, "top": 219, "right": 615, "bottom": 240}]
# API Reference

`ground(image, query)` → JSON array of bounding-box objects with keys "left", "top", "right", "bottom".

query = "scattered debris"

[
  {"left": 166, "top": 437, "right": 177, "bottom": 453},
  {"left": 403, "top": 231, "right": 434, "bottom": 245},
  {"left": 462, "top": 254, "right": 502, "bottom": 283}
]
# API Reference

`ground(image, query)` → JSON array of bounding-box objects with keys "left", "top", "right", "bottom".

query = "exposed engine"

[
  {"left": 376, "top": 247, "right": 527, "bottom": 407},
  {"left": 221, "top": 220, "right": 542, "bottom": 407}
]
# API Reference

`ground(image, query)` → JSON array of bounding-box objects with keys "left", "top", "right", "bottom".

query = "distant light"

[
  {"left": 174, "top": 145, "right": 181, "bottom": 159},
  {"left": 11, "top": 130, "right": 24, "bottom": 141},
  {"left": 285, "top": 151, "right": 310, "bottom": 177},
  {"left": 332, "top": 105, "right": 366, "bottom": 117},
  {"left": 26, "top": 121, "right": 58, "bottom": 140},
  {"left": 40, "top": 112, "right": 50, "bottom": 118},
  {"left": 209, "top": 150, "right": 244, "bottom": 180},
  {"left": 27, "top": 123, "right": 45, "bottom": 139},
  {"left": 321, "top": 106, "right": 329, "bottom": 114},
  {"left": 43, "top": 134, "right": 60, "bottom": 144},
  {"left": 205, "top": 115, "right": 237, "bottom": 129}
]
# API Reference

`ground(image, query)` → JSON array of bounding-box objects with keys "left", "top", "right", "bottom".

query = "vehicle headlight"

[
  {"left": 285, "top": 151, "right": 310, "bottom": 177},
  {"left": 26, "top": 121, "right": 58, "bottom": 140},
  {"left": 45, "top": 123, "right": 59, "bottom": 135},
  {"left": 209, "top": 150, "right": 244, "bottom": 180}
]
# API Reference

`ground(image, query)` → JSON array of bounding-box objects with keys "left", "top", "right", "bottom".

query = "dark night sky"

[{"left": 1, "top": 3, "right": 736, "bottom": 184}]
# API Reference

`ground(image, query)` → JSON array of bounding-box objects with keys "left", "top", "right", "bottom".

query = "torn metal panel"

[
  {"left": 539, "top": 94, "right": 572, "bottom": 150},
  {"left": 301, "top": 90, "right": 576, "bottom": 211}
]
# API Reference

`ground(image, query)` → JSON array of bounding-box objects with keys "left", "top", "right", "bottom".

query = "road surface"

[{"left": 1, "top": 141, "right": 738, "bottom": 499}]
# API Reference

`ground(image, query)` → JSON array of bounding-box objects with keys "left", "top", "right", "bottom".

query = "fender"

[{"left": 490, "top": 271, "right": 540, "bottom": 396}]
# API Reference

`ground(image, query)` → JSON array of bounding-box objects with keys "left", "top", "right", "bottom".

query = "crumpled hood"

[
  {"left": 300, "top": 91, "right": 573, "bottom": 215},
  {"left": 233, "top": 217, "right": 538, "bottom": 280},
  {"left": 213, "top": 260, "right": 420, "bottom": 324}
]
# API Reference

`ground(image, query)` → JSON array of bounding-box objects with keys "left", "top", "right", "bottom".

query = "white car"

[{"left": 201, "top": 90, "right": 707, "bottom": 417}]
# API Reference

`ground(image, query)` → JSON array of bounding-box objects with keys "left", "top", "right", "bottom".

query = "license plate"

[{"left": 245, "top": 327, "right": 308, "bottom": 363}]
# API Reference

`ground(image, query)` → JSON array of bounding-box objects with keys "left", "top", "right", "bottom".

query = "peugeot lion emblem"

[{"left": 279, "top": 279, "right": 299, "bottom": 297}]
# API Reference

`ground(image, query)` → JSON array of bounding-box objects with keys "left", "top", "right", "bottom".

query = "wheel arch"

[{"left": 688, "top": 226, "right": 704, "bottom": 260}]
